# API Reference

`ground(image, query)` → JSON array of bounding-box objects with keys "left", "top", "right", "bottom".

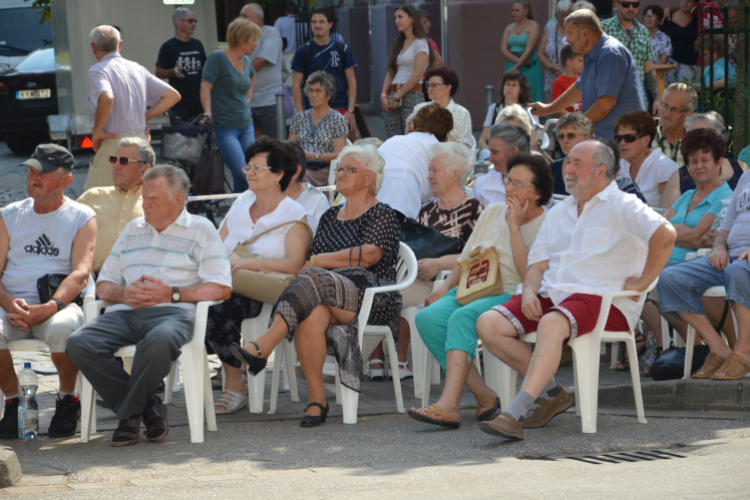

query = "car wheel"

[{"left": 5, "top": 135, "right": 45, "bottom": 156}]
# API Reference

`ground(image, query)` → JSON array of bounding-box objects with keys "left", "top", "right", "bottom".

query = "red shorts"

[
  {"left": 490, "top": 293, "right": 629, "bottom": 340},
  {"left": 334, "top": 108, "right": 347, "bottom": 116}
]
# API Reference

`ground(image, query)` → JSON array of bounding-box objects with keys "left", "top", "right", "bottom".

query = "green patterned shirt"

[
  {"left": 652, "top": 127, "right": 686, "bottom": 169},
  {"left": 601, "top": 17, "right": 654, "bottom": 88}
]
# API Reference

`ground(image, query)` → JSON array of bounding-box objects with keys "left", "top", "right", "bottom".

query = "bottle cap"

[{"left": 23, "top": 362, "right": 31, "bottom": 368}]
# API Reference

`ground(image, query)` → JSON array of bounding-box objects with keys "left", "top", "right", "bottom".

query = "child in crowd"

[
  {"left": 551, "top": 44, "right": 583, "bottom": 115},
  {"left": 694, "top": 35, "right": 736, "bottom": 90}
]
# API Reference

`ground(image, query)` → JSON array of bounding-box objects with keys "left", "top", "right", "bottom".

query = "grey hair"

[
  {"left": 118, "top": 136, "right": 156, "bottom": 167},
  {"left": 565, "top": 8, "right": 601, "bottom": 30},
  {"left": 488, "top": 123, "right": 531, "bottom": 154},
  {"left": 555, "top": 112, "right": 594, "bottom": 138},
  {"left": 354, "top": 137, "right": 384, "bottom": 147},
  {"left": 725, "top": 0, "right": 739, "bottom": 11},
  {"left": 663, "top": 82, "right": 698, "bottom": 112},
  {"left": 243, "top": 4, "right": 264, "bottom": 20},
  {"left": 172, "top": 7, "right": 196, "bottom": 26},
  {"left": 556, "top": 0, "right": 574, "bottom": 15},
  {"left": 144, "top": 164, "right": 190, "bottom": 200},
  {"left": 90, "top": 25, "right": 121, "bottom": 53},
  {"left": 303, "top": 71, "right": 337, "bottom": 104},
  {"left": 591, "top": 142, "right": 616, "bottom": 179},
  {"left": 337, "top": 144, "right": 385, "bottom": 195},
  {"left": 686, "top": 111, "right": 727, "bottom": 141},
  {"left": 496, "top": 104, "right": 532, "bottom": 134},
  {"left": 571, "top": 1, "right": 597, "bottom": 15},
  {"left": 428, "top": 142, "right": 475, "bottom": 188}
]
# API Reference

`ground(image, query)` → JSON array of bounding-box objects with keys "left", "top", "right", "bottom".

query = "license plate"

[{"left": 16, "top": 89, "right": 51, "bottom": 99}]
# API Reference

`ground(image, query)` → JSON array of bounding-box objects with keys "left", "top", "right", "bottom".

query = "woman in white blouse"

[
  {"left": 407, "top": 67, "right": 473, "bottom": 149},
  {"left": 207, "top": 138, "right": 313, "bottom": 415},
  {"left": 381, "top": 4, "right": 433, "bottom": 138},
  {"left": 284, "top": 140, "right": 330, "bottom": 224},
  {"left": 614, "top": 110, "right": 678, "bottom": 208}
]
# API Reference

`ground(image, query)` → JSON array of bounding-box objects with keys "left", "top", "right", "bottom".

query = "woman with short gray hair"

[{"left": 289, "top": 70, "right": 348, "bottom": 187}]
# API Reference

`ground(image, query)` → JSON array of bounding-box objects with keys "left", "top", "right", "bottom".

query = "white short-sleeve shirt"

[
  {"left": 471, "top": 170, "right": 506, "bottom": 208},
  {"left": 393, "top": 38, "right": 430, "bottom": 85},
  {"left": 617, "top": 147, "right": 679, "bottom": 207},
  {"left": 527, "top": 181, "right": 670, "bottom": 330}
]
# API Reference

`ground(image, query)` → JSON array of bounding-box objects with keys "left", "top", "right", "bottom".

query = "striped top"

[{"left": 98, "top": 208, "right": 231, "bottom": 314}]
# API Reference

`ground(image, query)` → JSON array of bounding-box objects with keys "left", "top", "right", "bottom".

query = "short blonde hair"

[
  {"left": 496, "top": 104, "right": 532, "bottom": 134},
  {"left": 227, "top": 18, "right": 262, "bottom": 49},
  {"left": 337, "top": 144, "right": 385, "bottom": 195}
]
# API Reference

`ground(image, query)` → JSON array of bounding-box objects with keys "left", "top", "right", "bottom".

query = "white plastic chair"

[
  {"left": 483, "top": 280, "right": 658, "bottom": 434},
  {"left": 469, "top": 135, "right": 478, "bottom": 162},
  {"left": 79, "top": 299, "right": 222, "bottom": 444},
  {"left": 327, "top": 160, "right": 338, "bottom": 206},
  {"left": 335, "top": 242, "right": 418, "bottom": 424}
]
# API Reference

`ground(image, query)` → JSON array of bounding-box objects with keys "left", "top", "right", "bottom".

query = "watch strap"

[
  {"left": 51, "top": 298, "right": 64, "bottom": 311},
  {"left": 171, "top": 286, "right": 180, "bottom": 303}
]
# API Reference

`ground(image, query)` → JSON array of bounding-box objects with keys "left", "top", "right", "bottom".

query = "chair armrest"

[
  {"left": 191, "top": 300, "right": 223, "bottom": 346},
  {"left": 84, "top": 299, "right": 113, "bottom": 323},
  {"left": 607, "top": 278, "right": 658, "bottom": 299},
  {"left": 697, "top": 248, "right": 712, "bottom": 257}
]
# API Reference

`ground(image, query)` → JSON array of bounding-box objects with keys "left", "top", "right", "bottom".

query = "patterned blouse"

[
  {"left": 290, "top": 109, "right": 348, "bottom": 155},
  {"left": 650, "top": 31, "right": 673, "bottom": 63},
  {"left": 417, "top": 198, "right": 483, "bottom": 243},
  {"left": 410, "top": 100, "right": 473, "bottom": 149}
]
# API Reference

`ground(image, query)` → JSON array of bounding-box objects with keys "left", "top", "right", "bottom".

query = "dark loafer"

[
  {"left": 142, "top": 395, "right": 169, "bottom": 443},
  {"left": 111, "top": 415, "right": 141, "bottom": 447}
]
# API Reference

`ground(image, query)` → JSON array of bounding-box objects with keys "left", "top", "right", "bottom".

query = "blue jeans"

[
  {"left": 658, "top": 256, "right": 750, "bottom": 318},
  {"left": 214, "top": 123, "right": 254, "bottom": 193}
]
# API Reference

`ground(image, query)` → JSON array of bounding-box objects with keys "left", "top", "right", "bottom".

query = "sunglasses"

[
  {"left": 556, "top": 132, "right": 581, "bottom": 141},
  {"left": 614, "top": 133, "right": 643, "bottom": 144},
  {"left": 619, "top": 1, "right": 640, "bottom": 7},
  {"left": 179, "top": 18, "right": 197, "bottom": 23},
  {"left": 109, "top": 156, "right": 144, "bottom": 166}
]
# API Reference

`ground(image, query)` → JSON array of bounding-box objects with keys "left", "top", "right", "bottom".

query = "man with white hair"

[
  {"left": 241, "top": 4, "right": 285, "bottom": 138},
  {"left": 156, "top": 7, "right": 207, "bottom": 124},
  {"left": 67, "top": 165, "right": 231, "bottom": 447},
  {"left": 85, "top": 25, "right": 181, "bottom": 191},
  {"left": 652, "top": 83, "right": 697, "bottom": 170},
  {"left": 475, "top": 141, "right": 675, "bottom": 441},
  {"left": 472, "top": 123, "right": 531, "bottom": 208}
]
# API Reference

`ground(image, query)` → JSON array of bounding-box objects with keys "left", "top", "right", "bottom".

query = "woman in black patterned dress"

[{"left": 231, "top": 144, "right": 402, "bottom": 427}]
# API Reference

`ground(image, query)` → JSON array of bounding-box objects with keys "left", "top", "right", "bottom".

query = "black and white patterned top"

[
  {"left": 290, "top": 109, "right": 348, "bottom": 155},
  {"left": 650, "top": 31, "right": 673, "bottom": 64}
]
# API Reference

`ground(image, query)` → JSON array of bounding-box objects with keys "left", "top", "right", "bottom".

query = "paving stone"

[
  {"left": 128, "top": 477, "right": 196, "bottom": 486},
  {"left": 2, "top": 485, "right": 71, "bottom": 494},
  {"left": 369, "top": 461, "right": 433, "bottom": 470},
  {"left": 0, "top": 448, "right": 22, "bottom": 488},
  {"left": 67, "top": 482, "right": 135, "bottom": 490},
  {"left": 20, "top": 475, "right": 65, "bottom": 486}
]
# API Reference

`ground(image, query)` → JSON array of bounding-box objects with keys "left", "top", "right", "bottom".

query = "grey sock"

[
  {"left": 505, "top": 390, "right": 535, "bottom": 422},
  {"left": 540, "top": 379, "right": 561, "bottom": 401}
]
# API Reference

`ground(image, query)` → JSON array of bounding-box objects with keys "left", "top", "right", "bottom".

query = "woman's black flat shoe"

[
  {"left": 229, "top": 342, "right": 267, "bottom": 376},
  {"left": 301, "top": 402, "right": 329, "bottom": 427}
]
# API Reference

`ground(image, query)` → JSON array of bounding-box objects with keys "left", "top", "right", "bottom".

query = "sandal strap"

[
  {"left": 368, "top": 359, "right": 385, "bottom": 367},
  {"left": 397, "top": 361, "right": 410, "bottom": 369},
  {"left": 306, "top": 402, "right": 326, "bottom": 412},
  {"left": 714, "top": 353, "right": 750, "bottom": 377},
  {"left": 215, "top": 390, "right": 247, "bottom": 407},
  {"left": 249, "top": 341, "right": 262, "bottom": 359},
  {"left": 476, "top": 394, "right": 496, "bottom": 410},
  {"left": 424, "top": 404, "right": 453, "bottom": 421}
]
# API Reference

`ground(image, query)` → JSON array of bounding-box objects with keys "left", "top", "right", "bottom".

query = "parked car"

[
  {"left": 0, "top": 0, "right": 53, "bottom": 73},
  {"left": 0, "top": 45, "right": 57, "bottom": 155}
]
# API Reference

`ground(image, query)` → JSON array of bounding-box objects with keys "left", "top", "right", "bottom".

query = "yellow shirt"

[{"left": 77, "top": 185, "right": 144, "bottom": 272}]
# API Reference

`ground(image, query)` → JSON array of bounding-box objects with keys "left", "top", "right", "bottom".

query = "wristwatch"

[
  {"left": 171, "top": 286, "right": 181, "bottom": 303},
  {"left": 50, "top": 298, "right": 64, "bottom": 312},
  {"left": 347, "top": 109, "right": 355, "bottom": 114}
]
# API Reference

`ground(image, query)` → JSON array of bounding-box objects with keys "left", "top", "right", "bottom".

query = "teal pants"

[{"left": 415, "top": 288, "right": 514, "bottom": 371}]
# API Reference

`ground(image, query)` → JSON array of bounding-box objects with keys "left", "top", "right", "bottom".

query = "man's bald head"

[{"left": 240, "top": 4, "right": 264, "bottom": 24}]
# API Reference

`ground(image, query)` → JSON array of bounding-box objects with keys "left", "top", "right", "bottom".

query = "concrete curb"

[
  {"left": 595, "top": 379, "right": 750, "bottom": 412},
  {"left": 0, "top": 447, "right": 22, "bottom": 487}
]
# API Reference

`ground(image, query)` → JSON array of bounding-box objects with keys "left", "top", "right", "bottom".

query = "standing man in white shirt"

[
  {"left": 475, "top": 140, "right": 676, "bottom": 441},
  {"left": 241, "top": 4, "right": 285, "bottom": 138},
  {"left": 274, "top": 2, "right": 300, "bottom": 53},
  {"left": 85, "top": 25, "right": 181, "bottom": 191},
  {"left": 472, "top": 124, "right": 530, "bottom": 208}
]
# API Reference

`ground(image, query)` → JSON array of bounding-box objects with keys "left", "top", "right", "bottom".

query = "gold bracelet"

[
  {"left": 316, "top": 153, "right": 319, "bottom": 160},
  {"left": 310, "top": 254, "right": 315, "bottom": 267}
]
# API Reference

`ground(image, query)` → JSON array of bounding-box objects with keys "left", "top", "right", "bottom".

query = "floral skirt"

[{"left": 206, "top": 292, "right": 263, "bottom": 368}]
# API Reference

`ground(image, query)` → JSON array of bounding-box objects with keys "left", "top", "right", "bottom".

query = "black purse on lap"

[{"left": 399, "top": 218, "right": 464, "bottom": 261}]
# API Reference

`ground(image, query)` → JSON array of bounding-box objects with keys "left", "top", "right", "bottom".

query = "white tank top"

[{"left": 2, "top": 197, "right": 95, "bottom": 304}]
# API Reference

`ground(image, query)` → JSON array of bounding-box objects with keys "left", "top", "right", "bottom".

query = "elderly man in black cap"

[{"left": 0, "top": 144, "right": 96, "bottom": 439}]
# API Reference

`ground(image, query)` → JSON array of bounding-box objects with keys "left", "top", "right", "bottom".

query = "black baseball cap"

[{"left": 21, "top": 144, "right": 75, "bottom": 173}]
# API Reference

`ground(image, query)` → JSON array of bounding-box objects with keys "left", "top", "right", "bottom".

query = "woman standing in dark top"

[{"left": 660, "top": 0, "right": 699, "bottom": 84}]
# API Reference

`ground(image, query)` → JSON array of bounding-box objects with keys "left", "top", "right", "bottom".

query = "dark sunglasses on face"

[
  {"left": 109, "top": 156, "right": 144, "bottom": 166},
  {"left": 180, "top": 18, "right": 197, "bottom": 23},
  {"left": 619, "top": 1, "right": 640, "bottom": 7},
  {"left": 615, "top": 133, "right": 642, "bottom": 144}
]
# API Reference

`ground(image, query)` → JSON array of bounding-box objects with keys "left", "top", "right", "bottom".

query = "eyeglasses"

[
  {"left": 242, "top": 165, "right": 273, "bottom": 174},
  {"left": 425, "top": 83, "right": 446, "bottom": 89},
  {"left": 619, "top": 1, "right": 640, "bottom": 8},
  {"left": 179, "top": 18, "right": 197, "bottom": 24},
  {"left": 502, "top": 176, "right": 534, "bottom": 189},
  {"left": 556, "top": 132, "right": 581, "bottom": 141},
  {"left": 614, "top": 133, "right": 643, "bottom": 144},
  {"left": 109, "top": 156, "right": 144, "bottom": 166},
  {"left": 662, "top": 104, "right": 688, "bottom": 115},
  {"left": 644, "top": 14, "right": 659, "bottom": 20},
  {"left": 334, "top": 166, "right": 359, "bottom": 175}
]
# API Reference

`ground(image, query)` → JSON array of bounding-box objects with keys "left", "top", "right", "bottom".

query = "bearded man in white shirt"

[{"left": 474, "top": 140, "right": 676, "bottom": 441}]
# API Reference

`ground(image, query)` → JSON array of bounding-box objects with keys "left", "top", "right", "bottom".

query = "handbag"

[
  {"left": 455, "top": 246, "right": 503, "bottom": 306},
  {"left": 191, "top": 126, "right": 225, "bottom": 196},
  {"left": 230, "top": 219, "right": 312, "bottom": 304},
  {"left": 399, "top": 218, "right": 464, "bottom": 261},
  {"left": 650, "top": 345, "right": 710, "bottom": 381},
  {"left": 387, "top": 92, "right": 403, "bottom": 109},
  {"left": 37, "top": 274, "right": 84, "bottom": 307}
]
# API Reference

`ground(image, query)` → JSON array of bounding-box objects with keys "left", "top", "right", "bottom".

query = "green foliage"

[
  {"left": 23, "top": 0, "right": 51, "bottom": 24},
  {"left": 697, "top": 87, "right": 739, "bottom": 148}
]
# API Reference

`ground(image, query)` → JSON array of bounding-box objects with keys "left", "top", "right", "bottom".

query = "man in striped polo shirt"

[{"left": 67, "top": 165, "right": 231, "bottom": 447}]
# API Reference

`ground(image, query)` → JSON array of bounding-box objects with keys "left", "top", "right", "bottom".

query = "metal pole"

[
  {"left": 441, "top": 0, "right": 448, "bottom": 67},
  {"left": 485, "top": 85, "right": 495, "bottom": 111},
  {"left": 275, "top": 92, "right": 287, "bottom": 140}
]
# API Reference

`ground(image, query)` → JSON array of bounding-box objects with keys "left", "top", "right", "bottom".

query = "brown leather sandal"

[
  {"left": 692, "top": 352, "right": 726, "bottom": 379},
  {"left": 111, "top": 416, "right": 141, "bottom": 447},
  {"left": 142, "top": 395, "right": 169, "bottom": 442},
  {"left": 407, "top": 404, "right": 460, "bottom": 429},
  {"left": 475, "top": 394, "right": 501, "bottom": 422},
  {"left": 711, "top": 353, "right": 750, "bottom": 380}
]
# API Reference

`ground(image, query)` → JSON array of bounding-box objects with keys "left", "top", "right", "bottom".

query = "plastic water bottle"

[
  {"left": 644, "top": 331, "right": 658, "bottom": 374},
  {"left": 17, "top": 363, "right": 39, "bottom": 440}
]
